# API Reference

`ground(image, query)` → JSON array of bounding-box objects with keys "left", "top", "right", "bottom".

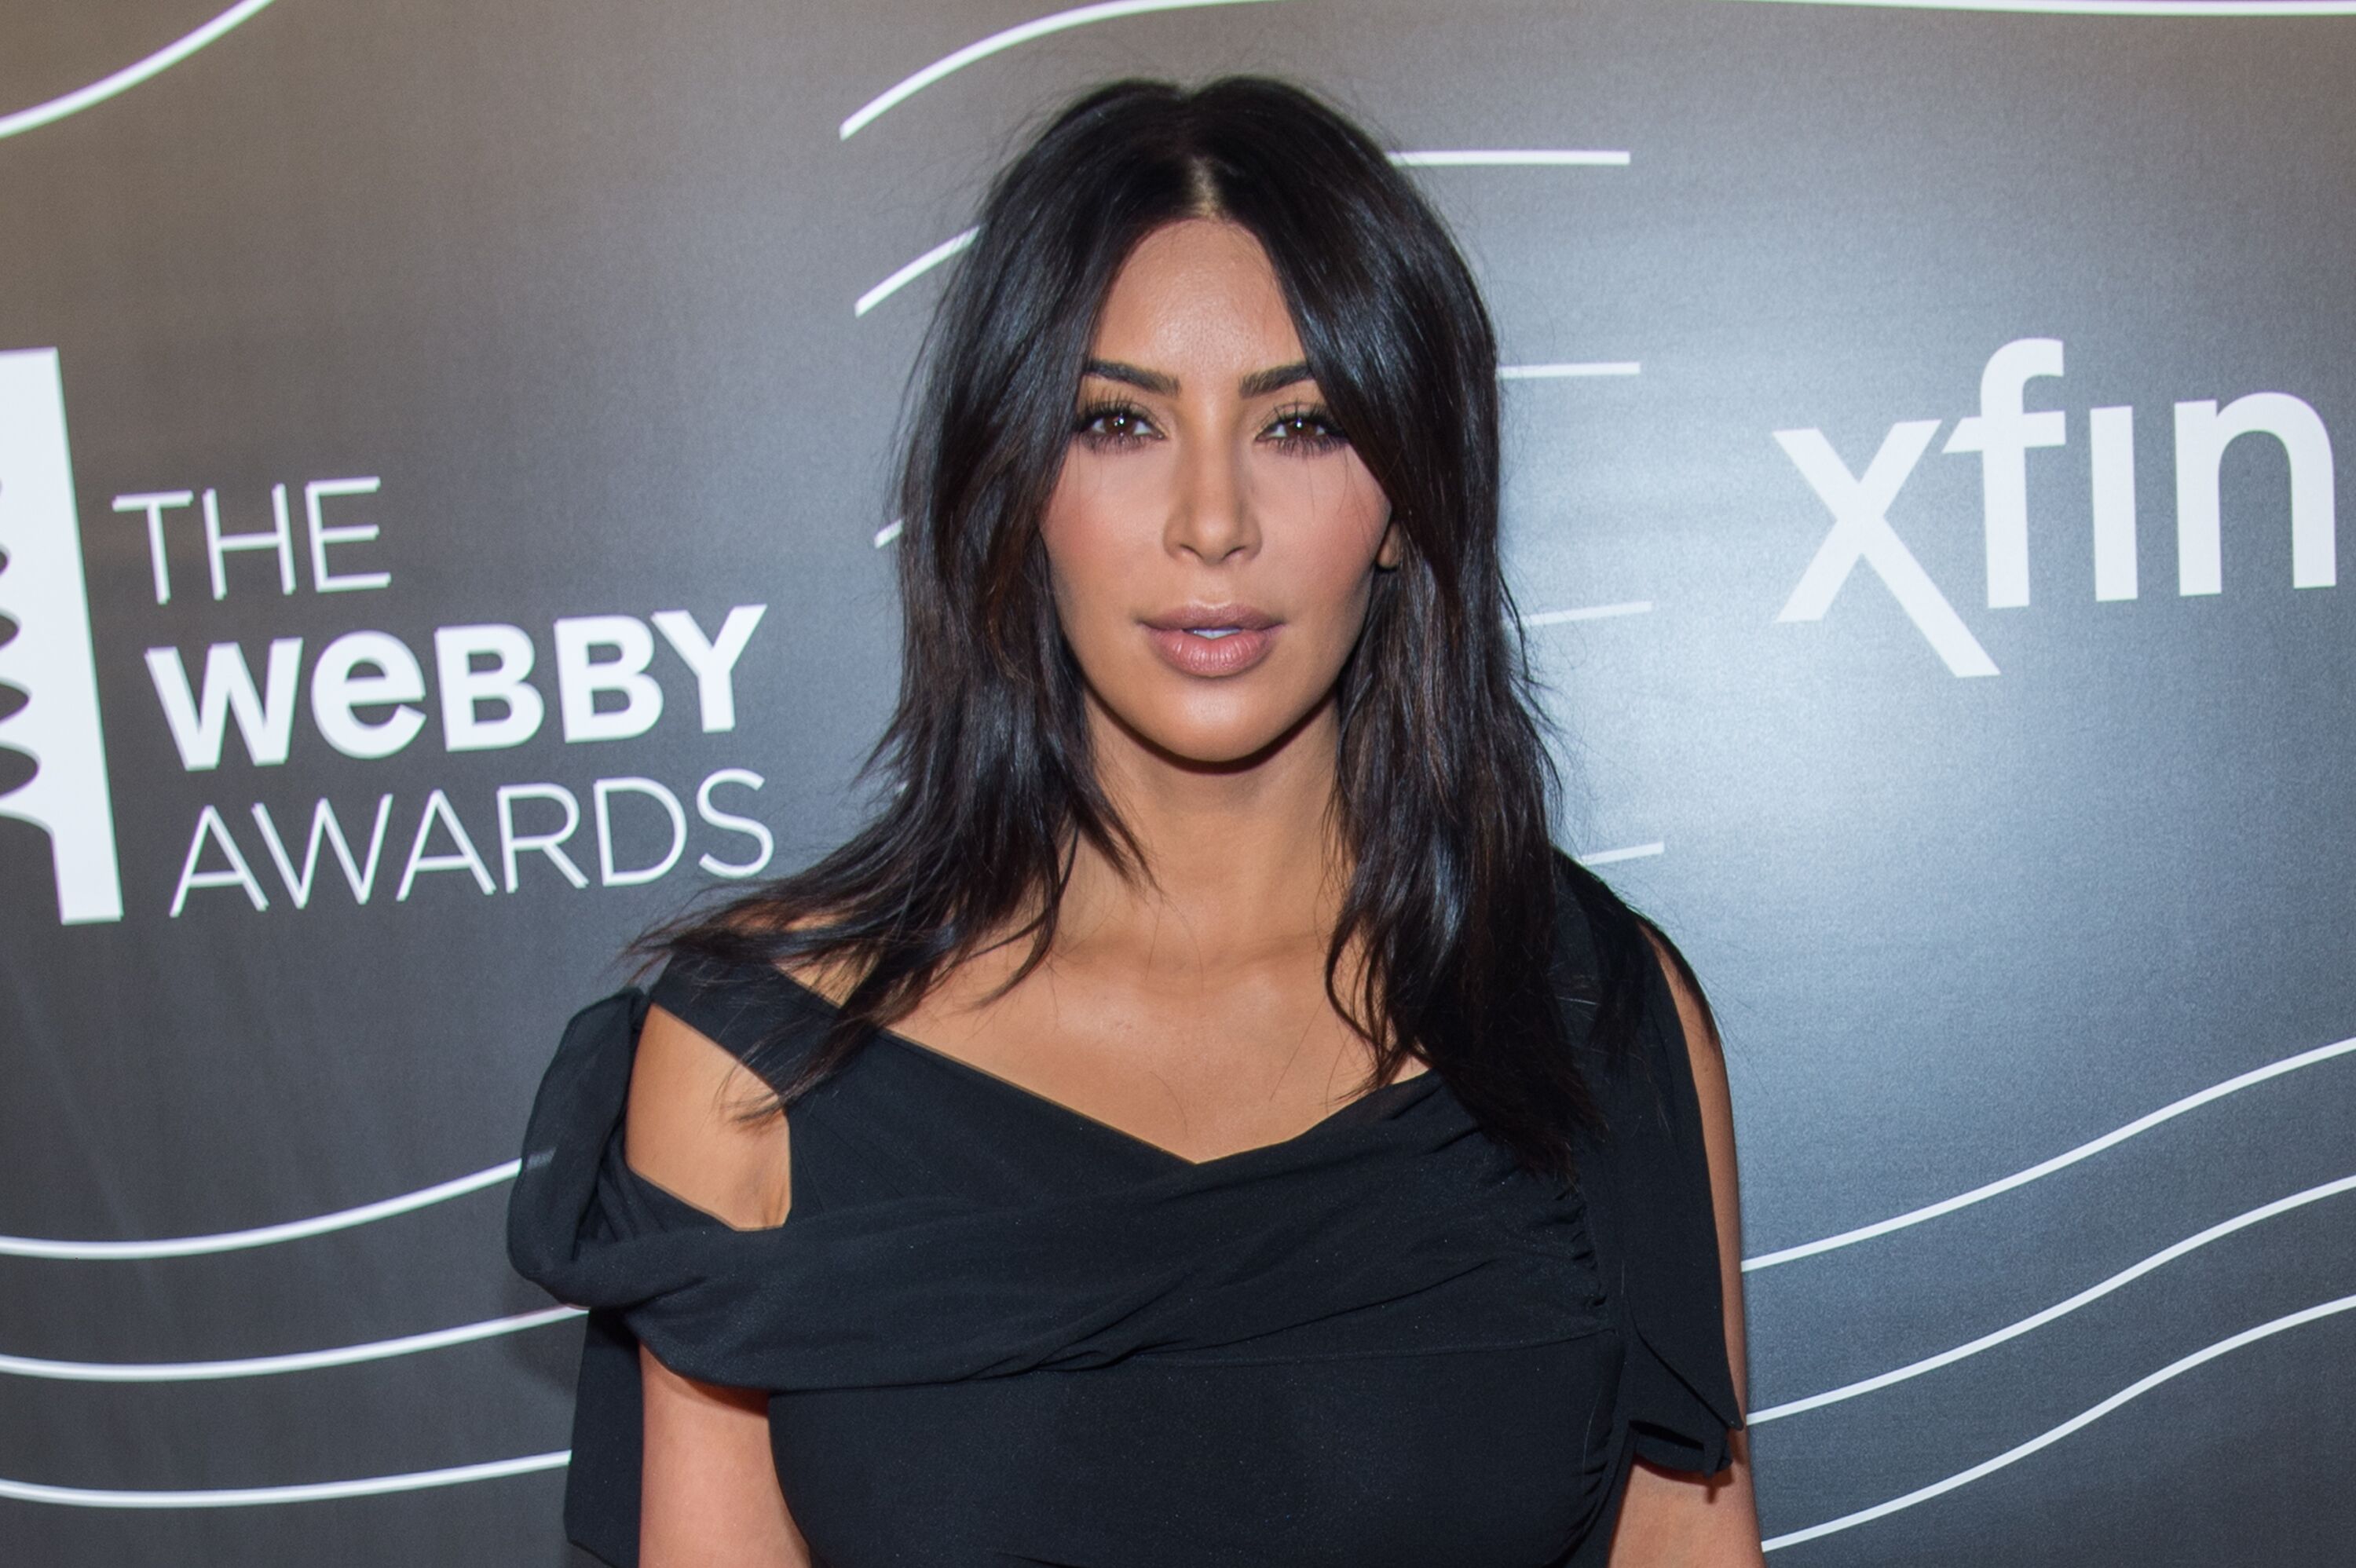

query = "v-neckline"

[{"left": 758, "top": 961, "right": 1438, "bottom": 1171}]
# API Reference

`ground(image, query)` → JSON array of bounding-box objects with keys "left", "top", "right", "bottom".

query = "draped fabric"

[{"left": 507, "top": 875, "right": 1741, "bottom": 1566}]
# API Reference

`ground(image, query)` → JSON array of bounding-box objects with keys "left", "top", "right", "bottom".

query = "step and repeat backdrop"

[{"left": 3, "top": 2, "right": 2351, "bottom": 1563}]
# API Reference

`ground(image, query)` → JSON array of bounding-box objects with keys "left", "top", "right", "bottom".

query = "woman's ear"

[{"left": 1374, "top": 510, "right": 1403, "bottom": 570}]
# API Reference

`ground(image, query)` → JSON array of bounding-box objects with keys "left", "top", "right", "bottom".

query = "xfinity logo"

[
  {"left": 0, "top": 349, "right": 123, "bottom": 924},
  {"left": 1775, "top": 338, "right": 2339, "bottom": 675}
]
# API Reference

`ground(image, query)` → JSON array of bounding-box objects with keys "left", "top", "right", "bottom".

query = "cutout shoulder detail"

[{"left": 624, "top": 990, "right": 792, "bottom": 1232}]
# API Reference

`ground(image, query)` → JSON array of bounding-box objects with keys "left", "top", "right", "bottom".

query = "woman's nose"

[{"left": 1165, "top": 433, "right": 1258, "bottom": 565}]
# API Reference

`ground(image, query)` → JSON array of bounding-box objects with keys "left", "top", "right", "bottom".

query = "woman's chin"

[{"left": 1105, "top": 703, "right": 1335, "bottom": 774}]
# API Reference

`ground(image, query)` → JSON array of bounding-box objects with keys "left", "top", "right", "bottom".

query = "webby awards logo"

[
  {"left": 0, "top": 349, "right": 123, "bottom": 924},
  {"left": 3, "top": 345, "right": 779, "bottom": 928}
]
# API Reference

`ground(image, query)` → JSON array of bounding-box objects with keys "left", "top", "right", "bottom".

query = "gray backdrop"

[{"left": 3, "top": 1, "right": 2351, "bottom": 1563}]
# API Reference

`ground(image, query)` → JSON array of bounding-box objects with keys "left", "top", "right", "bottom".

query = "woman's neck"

[{"left": 1055, "top": 688, "right": 1349, "bottom": 976}]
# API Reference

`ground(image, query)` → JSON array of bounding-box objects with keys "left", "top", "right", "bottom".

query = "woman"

[{"left": 509, "top": 74, "right": 1762, "bottom": 1566}]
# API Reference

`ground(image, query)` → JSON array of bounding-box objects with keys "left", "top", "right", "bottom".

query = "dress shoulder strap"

[{"left": 644, "top": 948, "right": 831, "bottom": 1094}]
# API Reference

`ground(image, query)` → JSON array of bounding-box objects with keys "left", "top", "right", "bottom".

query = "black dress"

[{"left": 506, "top": 881, "right": 1743, "bottom": 1567}]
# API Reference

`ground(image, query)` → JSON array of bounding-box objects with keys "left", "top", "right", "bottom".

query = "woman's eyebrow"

[{"left": 1081, "top": 359, "right": 1314, "bottom": 397}]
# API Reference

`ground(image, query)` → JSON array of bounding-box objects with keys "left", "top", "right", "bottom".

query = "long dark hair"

[{"left": 633, "top": 73, "right": 1706, "bottom": 1182}]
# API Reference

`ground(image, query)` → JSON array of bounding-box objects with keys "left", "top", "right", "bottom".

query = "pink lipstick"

[{"left": 1142, "top": 605, "right": 1280, "bottom": 677}]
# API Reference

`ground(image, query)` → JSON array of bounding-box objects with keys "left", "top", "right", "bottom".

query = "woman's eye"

[
  {"left": 1264, "top": 408, "right": 1347, "bottom": 451},
  {"left": 1074, "top": 404, "right": 1156, "bottom": 448}
]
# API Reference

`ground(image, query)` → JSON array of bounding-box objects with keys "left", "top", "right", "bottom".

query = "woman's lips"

[{"left": 1143, "top": 620, "right": 1279, "bottom": 677}]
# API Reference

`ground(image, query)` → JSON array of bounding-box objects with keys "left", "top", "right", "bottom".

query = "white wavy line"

[
  {"left": 855, "top": 227, "right": 978, "bottom": 316},
  {"left": 0, "top": 1450, "right": 572, "bottom": 1510},
  {"left": 1720, "top": 0, "right": 2356, "bottom": 16},
  {"left": 15, "top": 1040, "right": 2343, "bottom": 1263},
  {"left": 1498, "top": 361, "right": 1642, "bottom": 378},
  {"left": 1743, "top": 1034, "right": 2356, "bottom": 1271},
  {"left": 0, "top": 1160, "right": 520, "bottom": 1260},
  {"left": 17, "top": 1305, "right": 2352, "bottom": 1518},
  {"left": 1751, "top": 1173, "right": 2356, "bottom": 1424},
  {"left": 840, "top": 0, "right": 1288, "bottom": 139},
  {"left": 1761, "top": 1292, "right": 2356, "bottom": 1550},
  {"left": 1523, "top": 601, "right": 1654, "bottom": 626},
  {"left": 1578, "top": 842, "right": 1665, "bottom": 868},
  {"left": 0, "top": 1307, "right": 584, "bottom": 1383},
  {"left": 0, "top": 0, "right": 281, "bottom": 143}
]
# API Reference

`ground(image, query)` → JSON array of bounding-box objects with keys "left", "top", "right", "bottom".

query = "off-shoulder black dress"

[{"left": 507, "top": 879, "right": 1743, "bottom": 1567}]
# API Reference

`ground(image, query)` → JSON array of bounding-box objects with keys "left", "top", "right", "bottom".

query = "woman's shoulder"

[
  {"left": 624, "top": 996, "right": 793, "bottom": 1231},
  {"left": 609, "top": 909, "right": 857, "bottom": 1234},
  {"left": 1541, "top": 844, "right": 1723, "bottom": 1084},
  {"left": 1538, "top": 852, "right": 1747, "bottom": 1475}
]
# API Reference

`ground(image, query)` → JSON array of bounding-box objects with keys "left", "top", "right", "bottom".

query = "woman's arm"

[
  {"left": 623, "top": 1004, "right": 811, "bottom": 1567},
  {"left": 1609, "top": 934, "right": 1768, "bottom": 1567}
]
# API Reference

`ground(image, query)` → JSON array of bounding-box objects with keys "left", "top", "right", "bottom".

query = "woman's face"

[{"left": 1040, "top": 216, "right": 1398, "bottom": 769}]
